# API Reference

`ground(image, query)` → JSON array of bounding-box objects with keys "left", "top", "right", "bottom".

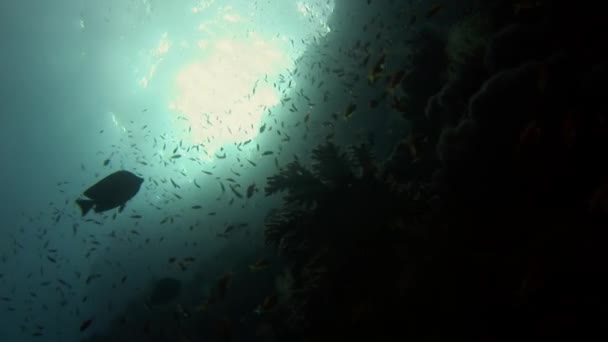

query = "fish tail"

[{"left": 76, "top": 199, "right": 95, "bottom": 216}]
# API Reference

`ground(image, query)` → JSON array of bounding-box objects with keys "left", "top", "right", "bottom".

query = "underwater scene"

[{"left": 1, "top": 0, "right": 606, "bottom": 341}]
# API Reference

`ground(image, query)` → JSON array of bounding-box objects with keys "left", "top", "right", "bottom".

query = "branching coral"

[
  {"left": 265, "top": 161, "right": 327, "bottom": 209},
  {"left": 349, "top": 144, "right": 378, "bottom": 180},
  {"left": 311, "top": 142, "right": 355, "bottom": 187},
  {"left": 265, "top": 142, "right": 378, "bottom": 209},
  {"left": 262, "top": 139, "right": 438, "bottom": 339},
  {"left": 264, "top": 207, "right": 312, "bottom": 257}
]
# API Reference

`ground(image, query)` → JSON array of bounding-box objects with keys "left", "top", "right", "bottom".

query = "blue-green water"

[
  {"left": 3, "top": 0, "right": 607, "bottom": 341},
  {"left": 0, "top": 0, "right": 409, "bottom": 340}
]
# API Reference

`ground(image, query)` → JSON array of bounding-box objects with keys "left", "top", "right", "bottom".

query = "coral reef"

[
  {"left": 264, "top": 1, "right": 608, "bottom": 341},
  {"left": 263, "top": 140, "right": 435, "bottom": 340}
]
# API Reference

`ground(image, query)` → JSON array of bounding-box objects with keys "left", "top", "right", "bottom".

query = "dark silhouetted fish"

[
  {"left": 79, "top": 318, "right": 93, "bottom": 332},
  {"left": 76, "top": 170, "right": 143, "bottom": 216}
]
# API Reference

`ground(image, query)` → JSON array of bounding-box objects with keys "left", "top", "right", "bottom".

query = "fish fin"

[
  {"left": 118, "top": 204, "right": 126, "bottom": 213},
  {"left": 76, "top": 199, "right": 95, "bottom": 216}
]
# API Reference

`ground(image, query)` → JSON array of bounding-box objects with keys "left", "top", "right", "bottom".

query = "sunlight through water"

[
  {"left": 136, "top": 0, "right": 335, "bottom": 159},
  {"left": 170, "top": 37, "right": 290, "bottom": 157}
]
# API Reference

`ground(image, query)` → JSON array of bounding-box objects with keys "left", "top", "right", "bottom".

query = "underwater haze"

[
  {"left": 1, "top": 0, "right": 337, "bottom": 340},
  {"left": 3, "top": 0, "right": 607, "bottom": 341}
]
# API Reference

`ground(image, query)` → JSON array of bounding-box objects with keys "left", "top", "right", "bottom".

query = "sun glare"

[
  {"left": 133, "top": 1, "right": 335, "bottom": 160},
  {"left": 172, "top": 38, "right": 291, "bottom": 157}
]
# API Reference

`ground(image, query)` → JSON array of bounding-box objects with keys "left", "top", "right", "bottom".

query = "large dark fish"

[{"left": 76, "top": 170, "right": 143, "bottom": 216}]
